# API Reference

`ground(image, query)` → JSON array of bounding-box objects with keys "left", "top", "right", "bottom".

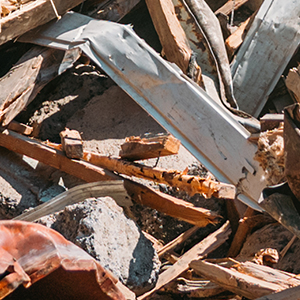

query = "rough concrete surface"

[{"left": 38, "top": 197, "right": 161, "bottom": 295}]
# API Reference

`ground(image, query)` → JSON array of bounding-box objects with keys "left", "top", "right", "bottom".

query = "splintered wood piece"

[
  {"left": 138, "top": 221, "right": 231, "bottom": 300},
  {"left": 215, "top": 0, "right": 249, "bottom": 15},
  {"left": 0, "top": 46, "right": 81, "bottom": 126},
  {"left": 190, "top": 260, "right": 285, "bottom": 299},
  {"left": 1, "top": 131, "right": 218, "bottom": 227},
  {"left": 280, "top": 235, "right": 297, "bottom": 260},
  {"left": 7, "top": 121, "right": 33, "bottom": 135},
  {"left": 235, "top": 262, "right": 300, "bottom": 288},
  {"left": 60, "top": 128, "right": 83, "bottom": 159},
  {"left": 285, "top": 65, "right": 300, "bottom": 103},
  {"left": 158, "top": 226, "right": 199, "bottom": 258},
  {"left": 225, "top": 15, "right": 253, "bottom": 60},
  {"left": 227, "top": 207, "right": 254, "bottom": 257},
  {"left": 124, "top": 180, "right": 220, "bottom": 228},
  {"left": 142, "top": 231, "right": 164, "bottom": 252},
  {"left": 145, "top": 0, "right": 192, "bottom": 73},
  {"left": 83, "top": 151, "right": 236, "bottom": 199},
  {"left": 119, "top": 134, "right": 180, "bottom": 161},
  {"left": 0, "top": 129, "right": 118, "bottom": 182},
  {"left": 0, "top": 0, "right": 87, "bottom": 46},
  {"left": 227, "top": 208, "right": 275, "bottom": 257}
]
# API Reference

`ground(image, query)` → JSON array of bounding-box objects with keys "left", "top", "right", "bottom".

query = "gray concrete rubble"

[{"left": 38, "top": 196, "right": 161, "bottom": 295}]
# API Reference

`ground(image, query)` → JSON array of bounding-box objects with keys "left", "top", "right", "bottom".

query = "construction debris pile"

[{"left": 1, "top": 0, "right": 300, "bottom": 299}]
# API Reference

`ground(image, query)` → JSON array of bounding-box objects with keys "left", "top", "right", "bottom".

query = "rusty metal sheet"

[
  {"left": 0, "top": 220, "right": 128, "bottom": 299},
  {"left": 231, "top": 0, "right": 300, "bottom": 118},
  {"left": 19, "top": 12, "right": 266, "bottom": 210}
]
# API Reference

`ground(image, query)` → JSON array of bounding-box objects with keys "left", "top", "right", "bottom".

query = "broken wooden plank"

[
  {"left": 60, "top": 128, "right": 83, "bottom": 159},
  {"left": 158, "top": 226, "right": 199, "bottom": 258},
  {"left": 235, "top": 261, "right": 300, "bottom": 288},
  {"left": 145, "top": 0, "right": 192, "bottom": 73},
  {"left": 285, "top": 65, "right": 300, "bottom": 103},
  {"left": 0, "top": 0, "right": 87, "bottom": 46},
  {"left": 190, "top": 260, "right": 286, "bottom": 299},
  {"left": 227, "top": 207, "right": 255, "bottom": 257},
  {"left": 7, "top": 121, "right": 33, "bottom": 135},
  {"left": 119, "top": 134, "right": 180, "bottom": 161},
  {"left": 0, "top": 129, "right": 117, "bottom": 182},
  {"left": 83, "top": 151, "right": 236, "bottom": 199},
  {"left": 215, "top": 0, "right": 249, "bottom": 16},
  {"left": 225, "top": 15, "right": 253, "bottom": 60},
  {"left": 124, "top": 180, "right": 220, "bottom": 228},
  {"left": 228, "top": 209, "right": 275, "bottom": 257},
  {"left": 1, "top": 131, "right": 218, "bottom": 228},
  {"left": 0, "top": 46, "right": 81, "bottom": 126},
  {"left": 138, "top": 221, "right": 231, "bottom": 300}
]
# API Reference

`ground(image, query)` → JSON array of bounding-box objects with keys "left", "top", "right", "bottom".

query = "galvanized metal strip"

[
  {"left": 231, "top": 0, "right": 300, "bottom": 117},
  {"left": 20, "top": 12, "right": 266, "bottom": 210}
]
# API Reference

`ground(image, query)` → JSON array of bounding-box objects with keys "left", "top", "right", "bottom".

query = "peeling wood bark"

[
  {"left": 0, "top": 0, "right": 87, "bottom": 46},
  {"left": 0, "top": 46, "right": 81, "bottom": 126},
  {"left": 145, "top": 0, "right": 192, "bottom": 73},
  {"left": 138, "top": 221, "right": 231, "bottom": 300},
  {"left": 83, "top": 151, "right": 236, "bottom": 199}
]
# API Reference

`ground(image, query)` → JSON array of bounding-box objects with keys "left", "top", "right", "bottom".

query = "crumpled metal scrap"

[{"left": 0, "top": 220, "right": 126, "bottom": 300}]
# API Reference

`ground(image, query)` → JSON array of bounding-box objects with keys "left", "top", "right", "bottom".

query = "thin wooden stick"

[
  {"left": 138, "top": 221, "right": 231, "bottom": 300},
  {"left": 158, "top": 226, "right": 199, "bottom": 258}
]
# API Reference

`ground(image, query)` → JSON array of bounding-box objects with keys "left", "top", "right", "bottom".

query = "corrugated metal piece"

[
  {"left": 231, "top": 0, "right": 300, "bottom": 118},
  {"left": 19, "top": 12, "right": 266, "bottom": 210}
]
